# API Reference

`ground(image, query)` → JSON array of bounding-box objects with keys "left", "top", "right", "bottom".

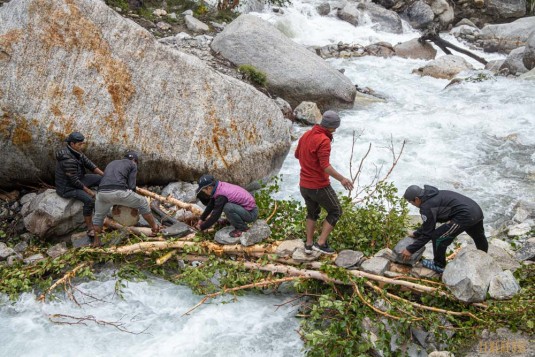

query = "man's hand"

[
  {"left": 401, "top": 248, "right": 412, "bottom": 261},
  {"left": 340, "top": 177, "right": 354, "bottom": 191},
  {"left": 151, "top": 225, "right": 162, "bottom": 234},
  {"left": 84, "top": 187, "right": 96, "bottom": 198}
]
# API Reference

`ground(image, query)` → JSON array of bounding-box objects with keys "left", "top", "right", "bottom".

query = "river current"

[{"left": 2, "top": 1, "right": 535, "bottom": 356}]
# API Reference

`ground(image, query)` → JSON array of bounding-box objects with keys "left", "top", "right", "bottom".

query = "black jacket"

[
  {"left": 55, "top": 146, "right": 97, "bottom": 195},
  {"left": 407, "top": 185, "right": 484, "bottom": 253},
  {"left": 99, "top": 159, "right": 137, "bottom": 191}
]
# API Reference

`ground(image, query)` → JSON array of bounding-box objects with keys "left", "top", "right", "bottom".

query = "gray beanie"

[
  {"left": 320, "top": 110, "right": 341, "bottom": 129},
  {"left": 403, "top": 185, "right": 424, "bottom": 201}
]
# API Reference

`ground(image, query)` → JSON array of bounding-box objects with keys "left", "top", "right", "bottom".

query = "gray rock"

[
  {"left": 0, "top": 0, "right": 291, "bottom": 189},
  {"left": 47, "top": 242, "right": 68, "bottom": 259},
  {"left": 211, "top": 14, "right": 356, "bottom": 110},
  {"left": 240, "top": 220, "right": 270, "bottom": 246},
  {"left": 487, "top": 244, "right": 521, "bottom": 271},
  {"left": 360, "top": 257, "right": 390, "bottom": 275},
  {"left": 20, "top": 192, "right": 36, "bottom": 206},
  {"left": 274, "top": 97, "right": 294, "bottom": 120},
  {"left": 293, "top": 101, "right": 322, "bottom": 125},
  {"left": 523, "top": 30, "right": 535, "bottom": 70},
  {"left": 428, "top": 352, "right": 454, "bottom": 357},
  {"left": 13, "top": 241, "right": 28, "bottom": 254},
  {"left": 184, "top": 14, "right": 209, "bottom": 33},
  {"left": 403, "top": 1, "right": 434, "bottom": 30},
  {"left": 479, "top": 17, "right": 535, "bottom": 53},
  {"left": 411, "top": 266, "right": 441, "bottom": 279},
  {"left": 519, "top": 67, "right": 535, "bottom": 80},
  {"left": 71, "top": 232, "right": 93, "bottom": 248},
  {"left": 394, "top": 38, "right": 437, "bottom": 60},
  {"left": 500, "top": 46, "right": 528, "bottom": 75},
  {"left": 393, "top": 237, "right": 425, "bottom": 266},
  {"left": 430, "top": 0, "right": 454, "bottom": 28},
  {"left": 161, "top": 182, "right": 198, "bottom": 203},
  {"left": 442, "top": 249, "right": 502, "bottom": 302},
  {"left": 337, "top": 4, "right": 360, "bottom": 26},
  {"left": 486, "top": 0, "right": 526, "bottom": 19},
  {"left": 485, "top": 59, "right": 505, "bottom": 73},
  {"left": 413, "top": 55, "right": 474, "bottom": 80},
  {"left": 182, "top": 9, "right": 193, "bottom": 16},
  {"left": 455, "top": 18, "right": 478, "bottom": 28},
  {"left": 374, "top": 247, "right": 396, "bottom": 261},
  {"left": 316, "top": 3, "right": 331, "bottom": 16},
  {"left": 0, "top": 242, "right": 16, "bottom": 260},
  {"left": 7, "top": 254, "right": 23, "bottom": 266},
  {"left": 507, "top": 222, "right": 531, "bottom": 237},
  {"left": 23, "top": 253, "right": 45, "bottom": 264},
  {"left": 358, "top": 3, "right": 403, "bottom": 34},
  {"left": 275, "top": 239, "right": 304, "bottom": 257},
  {"left": 488, "top": 270, "right": 521, "bottom": 300},
  {"left": 335, "top": 250, "right": 364, "bottom": 268},
  {"left": 514, "top": 237, "right": 535, "bottom": 261},
  {"left": 214, "top": 226, "right": 241, "bottom": 245},
  {"left": 22, "top": 189, "right": 84, "bottom": 239},
  {"left": 292, "top": 249, "right": 321, "bottom": 262}
]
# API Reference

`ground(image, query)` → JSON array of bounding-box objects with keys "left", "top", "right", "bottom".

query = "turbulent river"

[{"left": 2, "top": 1, "right": 535, "bottom": 356}]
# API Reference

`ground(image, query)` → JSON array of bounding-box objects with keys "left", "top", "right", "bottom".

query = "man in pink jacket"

[{"left": 195, "top": 174, "right": 258, "bottom": 238}]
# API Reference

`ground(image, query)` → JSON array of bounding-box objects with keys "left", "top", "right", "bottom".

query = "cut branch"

[
  {"left": 38, "top": 262, "right": 92, "bottom": 302},
  {"left": 136, "top": 187, "right": 203, "bottom": 216}
]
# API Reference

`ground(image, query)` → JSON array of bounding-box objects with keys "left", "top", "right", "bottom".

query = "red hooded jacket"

[{"left": 295, "top": 125, "right": 333, "bottom": 189}]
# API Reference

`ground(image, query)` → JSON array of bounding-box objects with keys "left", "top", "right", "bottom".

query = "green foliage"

[
  {"left": 104, "top": 0, "right": 129, "bottom": 11},
  {"left": 238, "top": 64, "right": 268, "bottom": 87}
]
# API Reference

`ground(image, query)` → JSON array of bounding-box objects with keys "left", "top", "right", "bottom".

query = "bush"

[{"left": 237, "top": 64, "right": 268, "bottom": 87}]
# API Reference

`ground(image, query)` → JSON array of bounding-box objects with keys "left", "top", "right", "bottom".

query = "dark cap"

[
  {"left": 65, "top": 132, "right": 85, "bottom": 143},
  {"left": 124, "top": 151, "right": 139, "bottom": 163},
  {"left": 403, "top": 185, "right": 424, "bottom": 201},
  {"left": 196, "top": 174, "right": 215, "bottom": 195},
  {"left": 320, "top": 110, "right": 341, "bottom": 129}
]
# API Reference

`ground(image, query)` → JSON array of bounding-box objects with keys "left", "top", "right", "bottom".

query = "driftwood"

[
  {"left": 420, "top": 32, "right": 488, "bottom": 65},
  {"left": 136, "top": 187, "right": 203, "bottom": 216},
  {"left": 38, "top": 262, "right": 92, "bottom": 302}
]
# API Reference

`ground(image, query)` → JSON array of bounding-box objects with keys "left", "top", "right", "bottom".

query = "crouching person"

[
  {"left": 195, "top": 174, "right": 258, "bottom": 238},
  {"left": 92, "top": 152, "right": 160, "bottom": 247}
]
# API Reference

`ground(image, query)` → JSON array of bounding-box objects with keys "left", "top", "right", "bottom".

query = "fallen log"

[
  {"left": 136, "top": 187, "right": 203, "bottom": 216},
  {"left": 420, "top": 32, "right": 487, "bottom": 65}
]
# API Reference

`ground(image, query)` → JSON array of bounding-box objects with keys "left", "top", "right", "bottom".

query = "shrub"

[{"left": 237, "top": 64, "right": 268, "bottom": 87}]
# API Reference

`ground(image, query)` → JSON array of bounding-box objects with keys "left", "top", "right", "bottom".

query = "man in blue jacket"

[{"left": 401, "top": 185, "right": 488, "bottom": 273}]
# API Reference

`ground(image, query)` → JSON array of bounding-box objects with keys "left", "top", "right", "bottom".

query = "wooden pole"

[{"left": 136, "top": 187, "right": 203, "bottom": 216}]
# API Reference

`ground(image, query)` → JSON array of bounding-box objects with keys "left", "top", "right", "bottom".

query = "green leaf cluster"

[{"left": 237, "top": 64, "right": 268, "bottom": 87}]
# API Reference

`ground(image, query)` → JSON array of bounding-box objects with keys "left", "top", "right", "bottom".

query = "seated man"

[
  {"left": 92, "top": 151, "right": 160, "bottom": 246},
  {"left": 55, "top": 132, "right": 104, "bottom": 239},
  {"left": 194, "top": 174, "right": 258, "bottom": 237},
  {"left": 401, "top": 184, "right": 489, "bottom": 273}
]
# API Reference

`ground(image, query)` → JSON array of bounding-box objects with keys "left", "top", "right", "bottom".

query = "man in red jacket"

[{"left": 295, "top": 111, "right": 354, "bottom": 254}]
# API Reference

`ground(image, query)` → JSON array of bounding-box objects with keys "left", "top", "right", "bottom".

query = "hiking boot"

[
  {"left": 229, "top": 228, "right": 249, "bottom": 238},
  {"left": 422, "top": 259, "right": 444, "bottom": 274},
  {"left": 313, "top": 242, "right": 335, "bottom": 255},
  {"left": 304, "top": 243, "right": 313, "bottom": 254}
]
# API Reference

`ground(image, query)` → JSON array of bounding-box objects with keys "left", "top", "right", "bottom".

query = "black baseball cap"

[
  {"left": 196, "top": 174, "right": 215, "bottom": 195},
  {"left": 124, "top": 151, "right": 139, "bottom": 163},
  {"left": 65, "top": 132, "right": 85, "bottom": 143}
]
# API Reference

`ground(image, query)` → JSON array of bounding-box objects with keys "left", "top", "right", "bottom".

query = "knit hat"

[
  {"left": 320, "top": 110, "right": 341, "bottom": 129},
  {"left": 65, "top": 132, "right": 85, "bottom": 143},
  {"left": 124, "top": 151, "right": 139, "bottom": 163},
  {"left": 196, "top": 174, "right": 215, "bottom": 195},
  {"left": 403, "top": 185, "right": 424, "bottom": 201}
]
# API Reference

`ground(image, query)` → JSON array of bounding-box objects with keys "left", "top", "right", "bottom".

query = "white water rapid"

[{"left": 2, "top": 1, "right": 535, "bottom": 356}]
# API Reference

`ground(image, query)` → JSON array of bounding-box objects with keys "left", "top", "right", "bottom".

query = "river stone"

[
  {"left": 523, "top": 30, "right": 535, "bottom": 70},
  {"left": 20, "top": 192, "right": 36, "bottom": 206},
  {"left": 240, "top": 220, "right": 270, "bottom": 246},
  {"left": 374, "top": 247, "right": 396, "bottom": 261},
  {"left": 393, "top": 237, "right": 425, "bottom": 266},
  {"left": 316, "top": 3, "right": 331, "bottom": 16},
  {"left": 360, "top": 257, "right": 390, "bottom": 275},
  {"left": 335, "top": 250, "right": 364, "bottom": 268},
  {"left": 214, "top": 226, "right": 241, "bottom": 245},
  {"left": 411, "top": 266, "right": 441, "bottom": 279},
  {"left": 275, "top": 239, "right": 304, "bottom": 257},
  {"left": 514, "top": 237, "right": 535, "bottom": 261},
  {"left": 0, "top": 242, "right": 16, "bottom": 260},
  {"left": 442, "top": 249, "right": 502, "bottom": 302},
  {"left": 337, "top": 3, "right": 360, "bottom": 26},
  {"left": 23, "top": 253, "right": 45, "bottom": 264},
  {"left": 488, "top": 270, "right": 521, "bottom": 300},
  {"left": 394, "top": 38, "right": 437, "bottom": 60},
  {"left": 7, "top": 254, "right": 23, "bottom": 266},
  {"left": 22, "top": 189, "right": 84, "bottom": 239},
  {"left": 358, "top": 3, "right": 403, "bottom": 34},
  {"left": 111, "top": 205, "right": 140, "bottom": 227},
  {"left": 293, "top": 101, "right": 322, "bottom": 125},
  {"left": 47, "top": 242, "right": 68, "bottom": 259},
  {"left": 507, "top": 222, "right": 531, "bottom": 237},
  {"left": 274, "top": 97, "right": 294, "bottom": 121},
  {"left": 71, "top": 231, "right": 93, "bottom": 248},
  {"left": 403, "top": 0, "right": 434, "bottom": 30},
  {"left": 292, "top": 248, "right": 321, "bottom": 262},
  {"left": 161, "top": 182, "right": 198, "bottom": 203},
  {"left": 430, "top": 0, "right": 454, "bottom": 28},
  {"left": 13, "top": 241, "right": 28, "bottom": 254},
  {"left": 210, "top": 14, "right": 356, "bottom": 110},
  {"left": 0, "top": 0, "right": 291, "bottom": 189},
  {"left": 428, "top": 352, "right": 454, "bottom": 357},
  {"left": 487, "top": 244, "right": 521, "bottom": 271},
  {"left": 478, "top": 17, "right": 535, "bottom": 53},
  {"left": 499, "top": 46, "right": 528, "bottom": 75},
  {"left": 184, "top": 14, "right": 209, "bottom": 33},
  {"left": 519, "top": 67, "right": 535, "bottom": 80},
  {"left": 412, "top": 55, "right": 474, "bottom": 79},
  {"left": 486, "top": 0, "right": 526, "bottom": 19}
]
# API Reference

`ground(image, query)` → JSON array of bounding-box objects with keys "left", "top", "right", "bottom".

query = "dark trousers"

[
  {"left": 59, "top": 174, "right": 102, "bottom": 216},
  {"left": 300, "top": 185, "right": 342, "bottom": 226},
  {"left": 432, "top": 220, "right": 488, "bottom": 267},
  {"left": 223, "top": 203, "right": 258, "bottom": 231}
]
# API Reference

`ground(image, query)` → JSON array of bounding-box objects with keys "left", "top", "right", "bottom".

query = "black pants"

[
  {"left": 300, "top": 185, "right": 342, "bottom": 226},
  {"left": 59, "top": 174, "right": 102, "bottom": 217},
  {"left": 432, "top": 220, "right": 488, "bottom": 267}
]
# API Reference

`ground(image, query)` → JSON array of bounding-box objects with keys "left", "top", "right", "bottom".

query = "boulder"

[
  {"left": 519, "top": 67, "right": 535, "bottom": 80},
  {"left": 364, "top": 42, "right": 395, "bottom": 58},
  {"left": 240, "top": 220, "right": 271, "bottom": 246},
  {"left": 442, "top": 249, "right": 502, "bottom": 302},
  {"left": 274, "top": 97, "right": 294, "bottom": 121},
  {"left": 487, "top": 244, "right": 521, "bottom": 271},
  {"left": 523, "top": 30, "right": 535, "bottom": 70},
  {"left": 0, "top": 0, "right": 291, "bottom": 189},
  {"left": 358, "top": 3, "right": 403, "bottom": 34},
  {"left": 337, "top": 4, "right": 360, "bottom": 26},
  {"left": 403, "top": 1, "right": 434, "bottom": 30},
  {"left": 430, "top": 0, "right": 454, "bottom": 29},
  {"left": 335, "top": 250, "right": 364, "bottom": 268},
  {"left": 22, "top": 189, "right": 84, "bottom": 239},
  {"left": 488, "top": 270, "right": 521, "bottom": 300},
  {"left": 486, "top": 0, "right": 526, "bottom": 19},
  {"left": 499, "top": 46, "right": 528, "bottom": 75},
  {"left": 292, "top": 248, "right": 321, "bottom": 262},
  {"left": 507, "top": 222, "right": 531, "bottom": 237},
  {"left": 412, "top": 55, "right": 474, "bottom": 79},
  {"left": 514, "top": 237, "right": 535, "bottom": 261},
  {"left": 394, "top": 38, "right": 437, "bottom": 60},
  {"left": 210, "top": 14, "right": 356, "bottom": 110},
  {"left": 276, "top": 239, "right": 304, "bottom": 257},
  {"left": 293, "top": 102, "right": 322, "bottom": 125},
  {"left": 392, "top": 237, "right": 425, "bottom": 266},
  {"left": 360, "top": 257, "right": 390, "bottom": 275},
  {"left": 478, "top": 17, "right": 535, "bottom": 53},
  {"left": 161, "top": 182, "right": 198, "bottom": 203},
  {"left": 184, "top": 14, "right": 209, "bottom": 33},
  {"left": 0, "top": 242, "right": 16, "bottom": 260},
  {"left": 316, "top": 3, "right": 331, "bottom": 16},
  {"left": 46, "top": 242, "right": 68, "bottom": 259}
]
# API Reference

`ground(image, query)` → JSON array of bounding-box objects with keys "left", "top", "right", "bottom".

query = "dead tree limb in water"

[{"left": 419, "top": 32, "right": 488, "bottom": 65}]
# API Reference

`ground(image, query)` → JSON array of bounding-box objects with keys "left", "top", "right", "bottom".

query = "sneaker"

[
  {"left": 421, "top": 259, "right": 445, "bottom": 273},
  {"left": 304, "top": 243, "right": 313, "bottom": 254},
  {"left": 312, "top": 242, "right": 335, "bottom": 255}
]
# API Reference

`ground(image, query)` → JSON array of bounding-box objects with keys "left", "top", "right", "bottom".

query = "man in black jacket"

[
  {"left": 55, "top": 132, "right": 104, "bottom": 238},
  {"left": 92, "top": 151, "right": 160, "bottom": 246},
  {"left": 400, "top": 185, "right": 488, "bottom": 273}
]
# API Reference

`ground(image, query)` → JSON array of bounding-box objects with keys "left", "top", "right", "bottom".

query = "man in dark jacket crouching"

[
  {"left": 55, "top": 132, "right": 104, "bottom": 238},
  {"left": 401, "top": 185, "right": 488, "bottom": 273}
]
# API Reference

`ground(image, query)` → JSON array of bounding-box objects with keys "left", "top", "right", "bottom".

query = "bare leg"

[
  {"left": 142, "top": 213, "right": 160, "bottom": 234},
  {"left": 317, "top": 220, "right": 335, "bottom": 246},
  {"left": 305, "top": 219, "right": 316, "bottom": 246},
  {"left": 84, "top": 216, "right": 95, "bottom": 235}
]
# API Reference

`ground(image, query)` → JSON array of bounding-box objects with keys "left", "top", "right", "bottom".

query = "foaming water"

[
  {"left": 257, "top": 2, "right": 535, "bottom": 225},
  {"left": 0, "top": 273, "right": 302, "bottom": 356}
]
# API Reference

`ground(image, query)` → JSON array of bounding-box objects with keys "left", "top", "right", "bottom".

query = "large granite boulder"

[
  {"left": 394, "top": 38, "right": 437, "bottom": 60},
  {"left": 358, "top": 3, "right": 403, "bottom": 34},
  {"left": 477, "top": 17, "right": 535, "bottom": 53},
  {"left": 403, "top": 1, "right": 435, "bottom": 30},
  {"left": 0, "top": 0, "right": 291, "bottom": 189},
  {"left": 523, "top": 30, "right": 535, "bottom": 70},
  {"left": 412, "top": 55, "right": 474, "bottom": 79},
  {"left": 21, "top": 189, "right": 84, "bottom": 238},
  {"left": 499, "top": 46, "right": 529, "bottom": 75},
  {"left": 210, "top": 14, "right": 356, "bottom": 110},
  {"left": 486, "top": 0, "right": 526, "bottom": 19},
  {"left": 442, "top": 249, "right": 502, "bottom": 303},
  {"left": 488, "top": 270, "right": 521, "bottom": 300}
]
